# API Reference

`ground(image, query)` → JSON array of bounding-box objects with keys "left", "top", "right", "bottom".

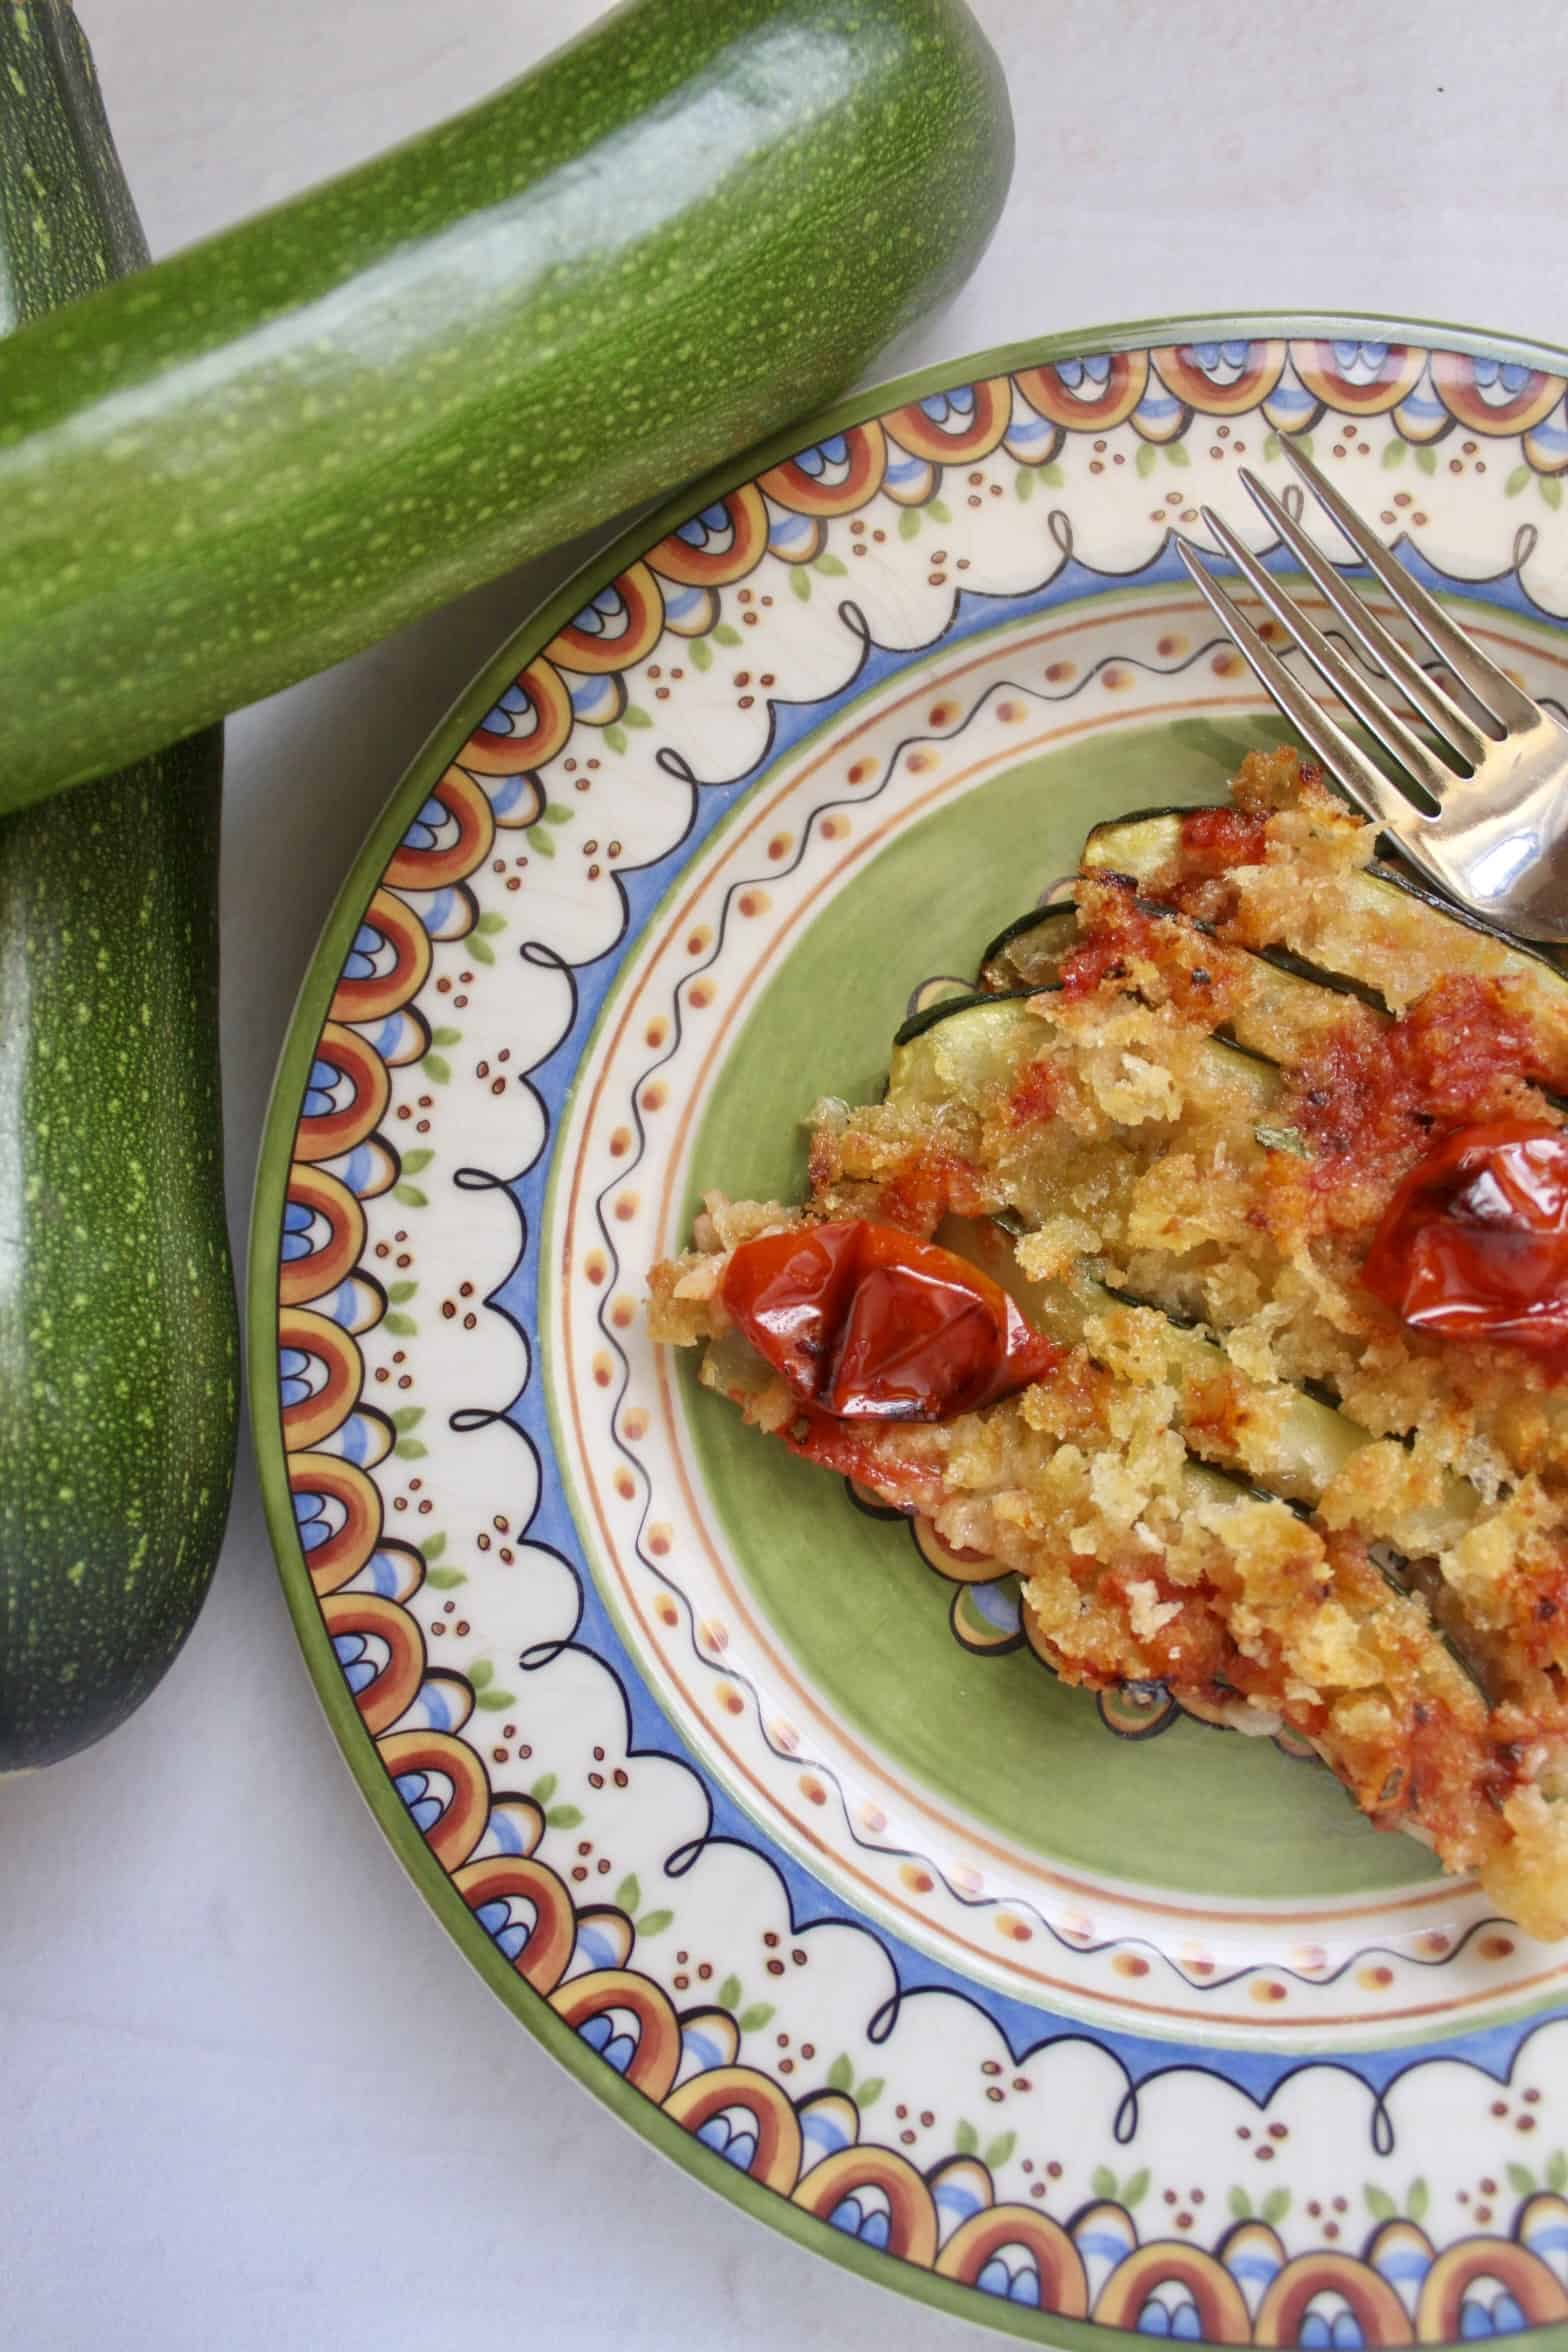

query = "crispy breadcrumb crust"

[{"left": 647, "top": 752, "right": 1568, "bottom": 1937}]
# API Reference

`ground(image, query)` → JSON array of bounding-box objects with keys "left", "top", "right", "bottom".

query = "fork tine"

[
  {"left": 1279, "top": 440, "right": 1539, "bottom": 733},
  {"left": 1200, "top": 505, "right": 1459, "bottom": 810},
  {"left": 1237, "top": 466, "right": 1489, "bottom": 775},
  {"left": 1174, "top": 538, "right": 1431, "bottom": 856}
]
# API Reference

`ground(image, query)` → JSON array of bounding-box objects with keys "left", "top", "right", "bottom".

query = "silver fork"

[{"left": 1175, "top": 442, "right": 1568, "bottom": 945}]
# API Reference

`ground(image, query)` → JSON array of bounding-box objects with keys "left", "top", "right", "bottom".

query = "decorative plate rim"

[{"left": 248, "top": 306, "right": 1568, "bottom": 2348}]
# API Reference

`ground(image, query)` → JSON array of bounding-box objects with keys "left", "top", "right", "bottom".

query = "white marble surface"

[{"left": 6, "top": 3, "right": 1564, "bottom": 2345}]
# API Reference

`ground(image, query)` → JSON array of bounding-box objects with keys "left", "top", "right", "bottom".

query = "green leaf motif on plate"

[
  {"left": 1506, "top": 464, "right": 1532, "bottom": 497},
  {"left": 391, "top": 1190, "right": 425, "bottom": 1214},
  {"left": 546, "top": 1803, "right": 583, "bottom": 1830},
  {"left": 813, "top": 551, "right": 847, "bottom": 576},
  {"left": 1263, "top": 431, "right": 1282, "bottom": 462},
  {"left": 529, "top": 1772, "right": 557, "bottom": 1805},
  {"left": 1415, "top": 445, "right": 1438, "bottom": 474},
  {"left": 718, "top": 1972, "right": 743, "bottom": 2013},
  {"left": 469, "top": 936, "right": 495, "bottom": 962},
  {"left": 387, "top": 1279, "right": 417, "bottom": 1303},
  {"left": 1165, "top": 441, "right": 1191, "bottom": 469},
  {"left": 398, "top": 1148, "right": 434, "bottom": 1174},
  {"left": 423, "top": 1055, "right": 451, "bottom": 1085},
  {"left": 476, "top": 911, "right": 506, "bottom": 934},
  {"left": 790, "top": 567, "right": 812, "bottom": 601},
  {"left": 1507, "top": 2162, "right": 1539, "bottom": 2197},
  {"left": 430, "top": 1026, "right": 461, "bottom": 1047},
  {"left": 1091, "top": 2163, "right": 1117, "bottom": 2201},
  {"left": 855, "top": 2076, "right": 884, "bottom": 2111},
  {"left": 384, "top": 1308, "right": 417, "bottom": 1333},
  {"left": 477, "top": 1687, "right": 516, "bottom": 1712},
  {"left": 898, "top": 507, "right": 922, "bottom": 540},
  {"left": 1542, "top": 475, "right": 1564, "bottom": 510},
  {"left": 1014, "top": 467, "right": 1035, "bottom": 501},
  {"left": 421, "top": 1531, "right": 446, "bottom": 1561},
  {"left": 604, "top": 723, "right": 628, "bottom": 755},
  {"left": 1548, "top": 2150, "right": 1568, "bottom": 2194},
  {"left": 1121, "top": 2168, "right": 1149, "bottom": 2210},
  {"left": 712, "top": 622, "right": 741, "bottom": 647},
  {"left": 635, "top": 1908, "right": 673, "bottom": 1938},
  {"left": 956, "top": 2119, "right": 981, "bottom": 2159},
  {"left": 827, "top": 2054, "right": 855, "bottom": 2095},
  {"left": 426, "top": 1567, "right": 466, "bottom": 1591},
  {"left": 1364, "top": 2184, "right": 1397, "bottom": 2221},
  {"left": 1381, "top": 439, "right": 1406, "bottom": 469},
  {"left": 690, "top": 637, "right": 713, "bottom": 671},
  {"left": 926, "top": 496, "right": 952, "bottom": 525},
  {"left": 1040, "top": 460, "right": 1065, "bottom": 487},
  {"left": 738, "top": 2003, "right": 775, "bottom": 2034},
  {"left": 470, "top": 1659, "right": 492, "bottom": 1690},
  {"left": 615, "top": 1873, "right": 641, "bottom": 1916},
  {"left": 984, "top": 2132, "right": 1016, "bottom": 2172},
  {"left": 1261, "top": 2188, "right": 1291, "bottom": 2225},
  {"left": 623, "top": 705, "right": 653, "bottom": 729},
  {"left": 1227, "top": 2188, "right": 1252, "bottom": 2221}
]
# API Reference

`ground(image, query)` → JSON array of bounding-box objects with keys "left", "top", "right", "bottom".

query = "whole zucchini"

[
  {"left": 0, "top": 2, "right": 237, "bottom": 1767},
  {"left": 0, "top": 0, "right": 1012, "bottom": 811}
]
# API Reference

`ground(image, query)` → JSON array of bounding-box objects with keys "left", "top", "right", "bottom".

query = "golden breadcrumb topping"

[{"left": 648, "top": 750, "right": 1568, "bottom": 1937}]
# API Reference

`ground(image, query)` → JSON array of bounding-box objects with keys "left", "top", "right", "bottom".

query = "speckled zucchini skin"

[
  {"left": 0, "top": 2, "right": 236, "bottom": 1767},
  {"left": 0, "top": 0, "right": 1013, "bottom": 809}
]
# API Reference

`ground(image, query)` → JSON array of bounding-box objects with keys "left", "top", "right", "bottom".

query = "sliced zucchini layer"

[
  {"left": 977, "top": 903, "right": 1078, "bottom": 991},
  {"left": 976, "top": 891, "right": 1383, "bottom": 1066},
  {"left": 888, "top": 988, "right": 1279, "bottom": 1118},
  {"left": 1084, "top": 806, "right": 1568, "bottom": 1015},
  {"left": 941, "top": 1215, "right": 1475, "bottom": 1541}
]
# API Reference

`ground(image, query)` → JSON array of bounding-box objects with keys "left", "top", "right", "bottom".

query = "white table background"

[{"left": 6, "top": 4, "right": 1564, "bottom": 2345}]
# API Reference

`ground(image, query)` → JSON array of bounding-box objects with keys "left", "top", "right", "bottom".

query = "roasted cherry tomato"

[
  {"left": 1362, "top": 1119, "right": 1568, "bottom": 1357},
  {"left": 720, "top": 1219, "right": 1060, "bottom": 1420}
]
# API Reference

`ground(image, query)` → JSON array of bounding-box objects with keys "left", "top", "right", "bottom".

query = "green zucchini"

[
  {"left": 949, "top": 1219, "right": 1358, "bottom": 1493},
  {"left": 888, "top": 986, "right": 1281, "bottom": 1116},
  {"left": 1083, "top": 806, "right": 1568, "bottom": 1012},
  {"left": 0, "top": 4, "right": 237, "bottom": 1767},
  {"left": 958, "top": 1218, "right": 1477, "bottom": 1545},
  {"left": 977, "top": 901, "right": 1079, "bottom": 987},
  {"left": 0, "top": 0, "right": 1012, "bottom": 811},
  {"left": 977, "top": 890, "right": 1388, "bottom": 1063}
]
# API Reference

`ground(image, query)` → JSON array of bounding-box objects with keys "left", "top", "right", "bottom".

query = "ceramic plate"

[{"left": 253, "top": 312, "right": 1568, "bottom": 2347}]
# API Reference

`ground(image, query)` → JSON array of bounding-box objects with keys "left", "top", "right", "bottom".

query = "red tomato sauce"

[
  {"left": 1057, "top": 878, "right": 1231, "bottom": 1025},
  {"left": 874, "top": 1145, "right": 989, "bottom": 1237},
  {"left": 1006, "top": 1057, "right": 1060, "bottom": 1128},
  {"left": 720, "top": 1220, "right": 1061, "bottom": 1422},
  {"left": 1176, "top": 806, "right": 1272, "bottom": 878},
  {"left": 1292, "top": 977, "right": 1546, "bottom": 1200}
]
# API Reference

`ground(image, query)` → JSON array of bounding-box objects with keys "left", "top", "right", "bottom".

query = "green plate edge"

[{"left": 247, "top": 306, "right": 1568, "bottom": 2351}]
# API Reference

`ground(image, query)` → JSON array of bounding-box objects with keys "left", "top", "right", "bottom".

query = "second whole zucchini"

[
  {"left": 1, "top": 2, "right": 237, "bottom": 1768},
  {"left": 0, "top": 0, "right": 1013, "bottom": 810}
]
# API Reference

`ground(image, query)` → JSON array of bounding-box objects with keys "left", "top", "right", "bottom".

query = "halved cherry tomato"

[
  {"left": 1362, "top": 1119, "right": 1568, "bottom": 1358},
  {"left": 720, "top": 1219, "right": 1060, "bottom": 1420}
]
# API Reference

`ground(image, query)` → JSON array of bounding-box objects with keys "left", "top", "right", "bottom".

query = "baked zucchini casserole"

[{"left": 650, "top": 750, "right": 1568, "bottom": 1938}]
